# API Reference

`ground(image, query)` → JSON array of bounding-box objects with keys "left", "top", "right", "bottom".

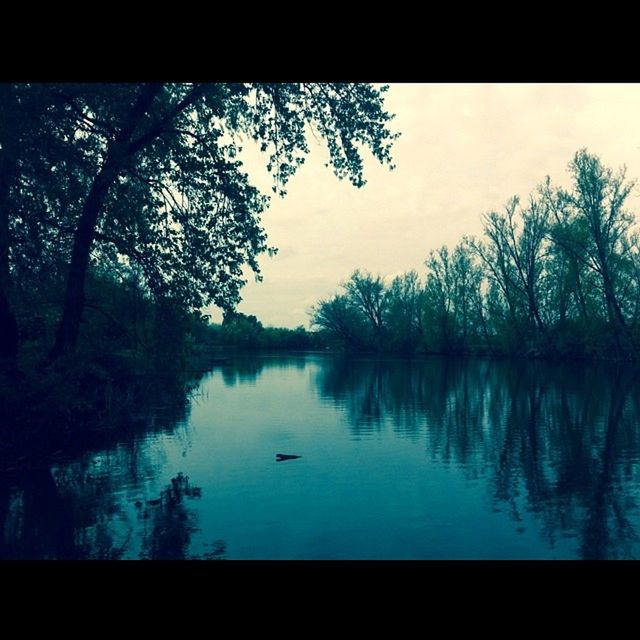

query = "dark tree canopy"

[{"left": 0, "top": 83, "right": 398, "bottom": 360}]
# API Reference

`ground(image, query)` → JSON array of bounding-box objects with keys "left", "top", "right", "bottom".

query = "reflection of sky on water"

[{"left": 2, "top": 354, "right": 640, "bottom": 559}]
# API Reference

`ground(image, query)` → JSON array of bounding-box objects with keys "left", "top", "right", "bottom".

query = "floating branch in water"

[{"left": 276, "top": 453, "right": 301, "bottom": 462}]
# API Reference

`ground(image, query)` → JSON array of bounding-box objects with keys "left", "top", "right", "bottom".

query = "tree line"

[
  {"left": 204, "top": 311, "right": 327, "bottom": 351},
  {"left": 312, "top": 150, "right": 640, "bottom": 360}
]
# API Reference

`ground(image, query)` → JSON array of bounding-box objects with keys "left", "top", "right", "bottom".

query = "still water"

[{"left": 3, "top": 354, "right": 640, "bottom": 559}]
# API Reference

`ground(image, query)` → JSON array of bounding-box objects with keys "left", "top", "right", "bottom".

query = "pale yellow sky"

[{"left": 208, "top": 83, "right": 640, "bottom": 328}]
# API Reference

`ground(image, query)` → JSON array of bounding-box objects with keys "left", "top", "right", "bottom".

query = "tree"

[
  {"left": 0, "top": 85, "right": 19, "bottom": 360},
  {"left": 385, "top": 270, "right": 423, "bottom": 352},
  {"left": 310, "top": 293, "right": 368, "bottom": 349},
  {"left": 545, "top": 150, "right": 637, "bottom": 356},
  {"left": 311, "top": 270, "right": 393, "bottom": 351},
  {"left": 424, "top": 246, "right": 456, "bottom": 351},
  {"left": 310, "top": 149, "right": 640, "bottom": 360},
  {"left": 0, "top": 84, "right": 66, "bottom": 361},
  {"left": 544, "top": 213, "right": 604, "bottom": 354},
  {"left": 449, "top": 240, "right": 483, "bottom": 351},
  {"left": 1, "top": 83, "right": 398, "bottom": 360},
  {"left": 343, "top": 269, "right": 388, "bottom": 348},
  {"left": 471, "top": 206, "right": 523, "bottom": 351},
  {"left": 505, "top": 194, "right": 552, "bottom": 345},
  {"left": 424, "top": 241, "right": 485, "bottom": 353},
  {"left": 220, "top": 311, "right": 264, "bottom": 349},
  {"left": 468, "top": 192, "right": 556, "bottom": 353}
]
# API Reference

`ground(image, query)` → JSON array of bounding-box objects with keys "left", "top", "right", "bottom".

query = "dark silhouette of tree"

[
  {"left": 0, "top": 86, "right": 19, "bottom": 361},
  {"left": 0, "top": 84, "right": 67, "bottom": 362},
  {"left": 34, "top": 83, "right": 397, "bottom": 359},
  {"left": 423, "top": 241, "right": 485, "bottom": 353},
  {"left": 424, "top": 246, "right": 456, "bottom": 351},
  {"left": 1, "top": 84, "right": 398, "bottom": 361},
  {"left": 311, "top": 292, "right": 370, "bottom": 350},
  {"left": 385, "top": 270, "right": 424, "bottom": 352},
  {"left": 343, "top": 270, "right": 388, "bottom": 348},
  {"left": 475, "top": 194, "right": 555, "bottom": 352}
]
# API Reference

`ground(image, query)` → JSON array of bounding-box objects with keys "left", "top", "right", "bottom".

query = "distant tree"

[
  {"left": 220, "top": 311, "right": 264, "bottom": 349},
  {"left": 312, "top": 148, "right": 640, "bottom": 361},
  {"left": 424, "top": 241, "right": 485, "bottom": 353},
  {"left": 472, "top": 204, "right": 524, "bottom": 350},
  {"left": 424, "top": 246, "right": 455, "bottom": 351},
  {"left": 544, "top": 214, "right": 604, "bottom": 354},
  {"left": 471, "top": 194, "right": 554, "bottom": 353},
  {"left": 545, "top": 150, "right": 637, "bottom": 356},
  {"left": 310, "top": 293, "right": 368, "bottom": 349},
  {"left": 222, "top": 310, "right": 263, "bottom": 329},
  {"left": 385, "top": 270, "right": 423, "bottom": 352},
  {"left": 343, "top": 270, "right": 388, "bottom": 348},
  {"left": 450, "top": 241, "right": 482, "bottom": 350}
]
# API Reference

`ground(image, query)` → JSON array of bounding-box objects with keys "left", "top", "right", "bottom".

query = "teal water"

[{"left": 3, "top": 354, "right": 640, "bottom": 559}]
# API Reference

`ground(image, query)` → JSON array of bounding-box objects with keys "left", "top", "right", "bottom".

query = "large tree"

[
  {"left": 545, "top": 150, "right": 637, "bottom": 356},
  {"left": 473, "top": 194, "right": 554, "bottom": 351},
  {"left": 0, "top": 85, "right": 19, "bottom": 360},
  {"left": 385, "top": 270, "right": 424, "bottom": 352},
  {"left": 423, "top": 241, "right": 484, "bottom": 352},
  {"left": 343, "top": 269, "right": 388, "bottom": 348},
  {"left": 1, "top": 83, "right": 399, "bottom": 360},
  {"left": 311, "top": 269, "right": 393, "bottom": 351},
  {"left": 0, "top": 84, "right": 66, "bottom": 360}
]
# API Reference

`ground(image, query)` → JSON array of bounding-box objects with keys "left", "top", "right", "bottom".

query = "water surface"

[{"left": 2, "top": 354, "right": 640, "bottom": 559}]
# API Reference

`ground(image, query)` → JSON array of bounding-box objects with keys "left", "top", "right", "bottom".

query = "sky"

[{"left": 207, "top": 83, "right": 640, "bottom": 329}]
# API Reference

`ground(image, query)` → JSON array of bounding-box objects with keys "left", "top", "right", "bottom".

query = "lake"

[{"left": 2, "top": 353, "right": 640, "bottom": 560}]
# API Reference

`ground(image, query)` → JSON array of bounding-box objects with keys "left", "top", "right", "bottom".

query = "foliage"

[
  {"left": 208, "top": 311, "right": 327, "bottom": 351},
  {"left": 0, "top": 82, "right": 398, "bottom": 361},
  {"left": 313, "top": 150, "right": 640, "bottom": 360}
]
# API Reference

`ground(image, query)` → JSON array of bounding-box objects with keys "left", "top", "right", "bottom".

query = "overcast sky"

[{"left": 208, "top": 83, "right": 640, "bottom": 328}]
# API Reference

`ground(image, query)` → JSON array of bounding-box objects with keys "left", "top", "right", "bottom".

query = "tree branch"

[{"left": 125, "top": 84, "right": 206, "bottom": 158}]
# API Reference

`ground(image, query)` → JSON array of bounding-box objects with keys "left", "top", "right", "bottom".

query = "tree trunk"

[
  {"left": 476, "top": 292, "right": 491, "bottom": 353},
  {"left": 0, "top": 291, "right": 17, "bottom": 361},
  {"left": 48, "top": 84, "right": 163, "bottom": 360},
  {"left": 48, "top": 162, "right": 118, "bottom": 360},
  {"left": 574, "top": 269, "right": 589, "bottom": 322},
  {"left": 602, "top": 272, "right": 636, "bottom": 357},
  {"left": 527, "top": 283, "right": 557, "bottom": 355},
  {"left": 0, "top": 154, "right": 18, "bottom": 362}
]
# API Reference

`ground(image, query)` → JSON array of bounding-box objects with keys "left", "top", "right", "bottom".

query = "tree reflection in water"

[
  {"left": 4, "top": 355, "right": 640, "bottom": 559},
  {"left": 0, "top": 464, "right": 225, "bottom": 560},
  {"left": 139, "top": 472, "right": 204, "bottom": 560},
  {"left": 0, "top": 370, "right": 225, "bottom": 560},
  {"left": 315, "top": 356, "right": 640, "bottom": 559}
]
